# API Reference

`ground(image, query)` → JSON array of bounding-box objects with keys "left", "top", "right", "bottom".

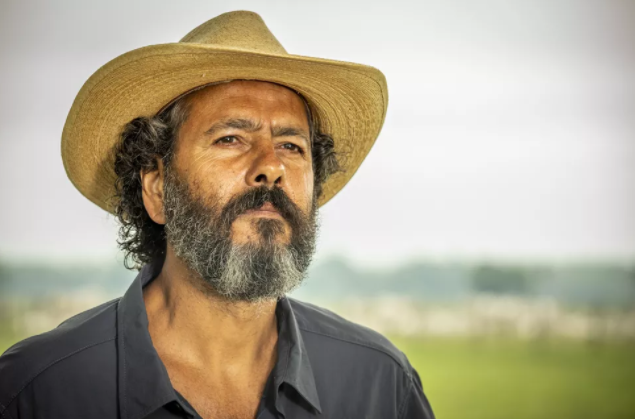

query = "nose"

[{"left": 245, "top": 143, "right": 285, "bottom": 188}]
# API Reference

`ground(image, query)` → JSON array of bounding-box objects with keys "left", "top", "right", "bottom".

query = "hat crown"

[{"left": 180, "top": 11, "right": 287, "bottom": 55}]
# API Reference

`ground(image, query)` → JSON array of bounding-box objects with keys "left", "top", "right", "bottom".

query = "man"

[{"left": 0, "top": 11, "right": 434, "bottom": 419}]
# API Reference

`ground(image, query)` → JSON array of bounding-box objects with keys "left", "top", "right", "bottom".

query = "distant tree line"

[{"left": 0, "top": 258, "right": 634, "bottom": 309}]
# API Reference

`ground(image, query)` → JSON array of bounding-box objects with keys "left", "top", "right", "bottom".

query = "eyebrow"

[
  {"left": 204, "top": 118, "right": 262, "bottom": 136},
  {"left": 205, "top": 117, "right": 310, "bottom": 145},
  {"left": 271, "top": 126, "right": 310, "bottom": 145}
]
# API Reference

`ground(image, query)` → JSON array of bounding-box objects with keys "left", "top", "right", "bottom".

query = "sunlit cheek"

[
  {"left": 190, "top": 161, "right": 241, "bottom": 206},
  {"left": 285, "top": 163, "right": 312, "bottom": 212},
  {"left": 302, "top": 169, "right": 315, "bottom": 213}
]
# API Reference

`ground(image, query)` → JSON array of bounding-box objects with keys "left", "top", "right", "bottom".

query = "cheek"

[
  {"left": 296, "top": 166, "right": 315, "bottom": 213},
  {"left": 180, "top": 154, "right": 246, "bottom": 204},
  {"left": 306, "top": 170, "right": 315, "bottom": 200}
]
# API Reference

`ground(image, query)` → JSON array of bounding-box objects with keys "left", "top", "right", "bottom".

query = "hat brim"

[{"left": 62, "top": 43, "right": 388, "bottom": 212}]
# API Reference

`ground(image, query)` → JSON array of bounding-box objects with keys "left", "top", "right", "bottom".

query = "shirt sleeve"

[{"left": 398, "top": 366, "right": 436, "bottom": 419}]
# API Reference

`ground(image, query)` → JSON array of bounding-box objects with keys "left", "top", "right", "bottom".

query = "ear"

[{"left": 141, "top": 158, "right": 167, "bottom": 225}]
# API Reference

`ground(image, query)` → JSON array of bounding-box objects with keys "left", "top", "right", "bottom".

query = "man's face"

[
  {"left": 171, "top": 80, "right": 314, "bottom": 243},
  {"left": 157, "top": 80, "right": 318, "bottom": 301}
]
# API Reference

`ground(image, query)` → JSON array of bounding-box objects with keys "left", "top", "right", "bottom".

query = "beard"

[{"left": 162, "top": 168, "right": 318, "bottom": 302}]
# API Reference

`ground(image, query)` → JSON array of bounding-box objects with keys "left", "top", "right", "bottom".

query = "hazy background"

[
  {"left": 1, "top": 1, "right": 634, "bottom": 418},
  {"left": 1, "top": 0, "right": 634, "bottom": 265}
]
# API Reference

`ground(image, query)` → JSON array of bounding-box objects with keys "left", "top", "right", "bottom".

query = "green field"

[
  {"left": 2, "top": 330, "right": 635, "bottom": 418},
  {"left": 0, "top": 325, "right": 19, "bottom": 359},
  {"left": 391, "top": 336, "right": 635, "bottom": 419}
]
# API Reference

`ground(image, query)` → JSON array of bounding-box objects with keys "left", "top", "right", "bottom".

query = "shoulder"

[
  {"left": 287, "top": 298, "right": 432, "bottom": 418},
  {"left": 288, "top": 297, "right": 412, "bottom": 374},
  {"left": 0, "top": 298, "right": 120, "bottom": 413}
]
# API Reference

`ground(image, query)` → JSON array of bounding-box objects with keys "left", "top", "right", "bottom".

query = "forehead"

[{"left": 182, "top": 80, "right": 309, "bottom": 124}]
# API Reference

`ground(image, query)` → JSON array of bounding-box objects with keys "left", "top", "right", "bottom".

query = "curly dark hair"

[{"left": 113, "top": 91, "right": 341, "bottom": 270}]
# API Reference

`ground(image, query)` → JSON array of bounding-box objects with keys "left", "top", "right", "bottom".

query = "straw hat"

[{"left": 61, "top": 10, "right": 388, "bottom": 212}]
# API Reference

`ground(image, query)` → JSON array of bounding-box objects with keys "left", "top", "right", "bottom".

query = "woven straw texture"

[{"left": 61, "top": 11, "right": 388, "bottom": 212}]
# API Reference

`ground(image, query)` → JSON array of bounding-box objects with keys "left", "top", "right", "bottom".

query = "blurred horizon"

[{"left": 2, "top": 249, "right": 635, "bottom": 270}]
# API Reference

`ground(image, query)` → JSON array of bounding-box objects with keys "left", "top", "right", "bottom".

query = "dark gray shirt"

[{"left": 0, "top": 258, "right": 434, "bottom": 418}]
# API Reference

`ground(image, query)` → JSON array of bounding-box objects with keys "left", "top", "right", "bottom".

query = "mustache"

[{"left": 219, "top": 185, "right": 305, "bottom": 230}]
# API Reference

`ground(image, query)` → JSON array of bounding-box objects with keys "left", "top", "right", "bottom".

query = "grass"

[{"left": 390, "top": 336, "right": 635, "bottom": 419}]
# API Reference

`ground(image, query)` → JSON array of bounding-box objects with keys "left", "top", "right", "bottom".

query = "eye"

[
  {"left": 214, "top": 136, "right": 239, "bottom": 145},
  {"left": 281, "top": 142, "right": 305, "bottom": 155}
]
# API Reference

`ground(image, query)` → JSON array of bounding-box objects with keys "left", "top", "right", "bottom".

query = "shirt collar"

[
  {"left": 117, "top": 259, "right": 179, "bottom": 419},
  {"left": 274, "top": 297, "right": 322, "bottom": 414},
  {"left": 116, "top": 256, "right": 321, "bottom": 419}
]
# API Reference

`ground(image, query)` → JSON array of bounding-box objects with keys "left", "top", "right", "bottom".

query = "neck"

[{"left": 143, "top": 246, "right": 279, "bottom": 371}]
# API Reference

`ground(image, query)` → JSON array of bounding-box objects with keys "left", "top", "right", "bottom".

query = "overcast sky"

[{"left": 0, "top": 0, "right": 634, "bottom": 266}]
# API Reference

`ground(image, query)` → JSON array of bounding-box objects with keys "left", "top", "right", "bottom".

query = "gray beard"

[{"left": 162, "top": 168, "right": 318, "bottom": 302}]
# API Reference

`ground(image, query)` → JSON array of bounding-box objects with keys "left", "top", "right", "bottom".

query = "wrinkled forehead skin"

[{"left": 168, "top": 80, "right": 314, "bottom": 170}]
